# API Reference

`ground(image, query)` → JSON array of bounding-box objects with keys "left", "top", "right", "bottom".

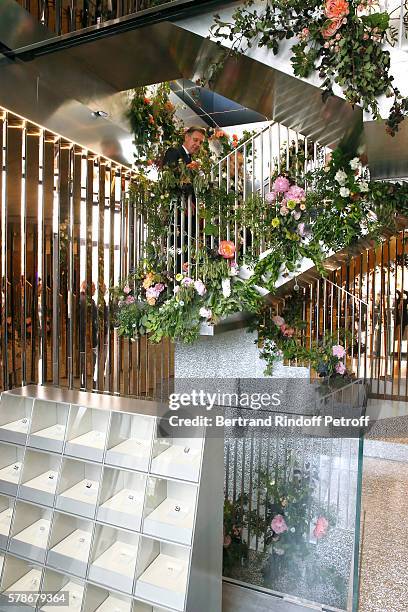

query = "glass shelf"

[
  {"left": 0, "top": 394, "right": 33, "bottom": 446},
  {"left": 9, "top": 501, "right": 52, "bottom": 563},
  {"left": 134, "top": 538, "right": 190, "bottom": 611},
  {"left": 0, "top": 555, "right": 43, "bottom": 607},
  {"left": 0, "top": 443, "right": 25, "bottom": 496},
  {"left": 41, "top": 569, "right": 85, "bottom": 611},
  {"left": 106, "top": 413, "right": 155, "bottom": 472},
  {"left": 56, "top": 458, "right": 102, "bottom": 519},
  {"left": 89, "top": 525, "right": 140, "bottom": 593},
  {"left": 47, "top": 512, "right": 93, "bottom": 578},
  {"left": 65, "top": 406, "right": 109, "bottom": 462},
  {"left": 18, "top": 450, "right": 61, "bottom": 507},
  {"left": 150, "top": 435, "right": 204, "bottom": 483},
  {"left": 97, "top": 468, "right": 146, "bottom": 532},
  {"left": 143, "top": 477, "right": 197, "bottom": 546},
  {"left": 28, "top": 399, "right": 69, "bottom": 453}
]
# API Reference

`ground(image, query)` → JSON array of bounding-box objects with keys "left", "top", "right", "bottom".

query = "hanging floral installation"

[
  {"left": 209, "top": 0, "right": 408, "bottom": 135},
  {"left": 113, "top": 82, "right": 408, "bottom": 376}
]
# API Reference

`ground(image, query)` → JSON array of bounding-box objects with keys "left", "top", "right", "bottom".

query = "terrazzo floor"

[{"left": 359, "top": 456, "right": 408, "bottom": 612}]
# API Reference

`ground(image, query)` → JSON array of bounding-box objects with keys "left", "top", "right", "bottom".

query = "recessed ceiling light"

[{"left": 92, "top": 110, "right": 109, "bottom": 118}]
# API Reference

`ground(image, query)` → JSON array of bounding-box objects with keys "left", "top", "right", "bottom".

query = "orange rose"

[
  {"left": 148, "top": 114, "right": 155, "bottom": 125},
  {"left": 165, "top": 101, "right": 175, "bottom": 112},
  {"left": 322, "top": 18, "right": 342, "bottom": 38},
  {"left": 232, "top": 134, "right": 238, "bottom": 141},
  {"left": 324, "top": 0, "right": 349, "bottom": 19},
  {"left": 218, "top": 240, "right": 236, "bottom": 259},
  {"left": 144, "top": 97, "right": 151, "bottom": 104},
  {"left": 186, "top": 160, "right": 200, "bottom": 171},
  {"left": 215, "top": 130, "right": 226, "bottom": 138}
]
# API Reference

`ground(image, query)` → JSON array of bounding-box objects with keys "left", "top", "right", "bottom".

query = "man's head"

[{"left": 183, "top": 126, "right": 206, "bottom": 155}]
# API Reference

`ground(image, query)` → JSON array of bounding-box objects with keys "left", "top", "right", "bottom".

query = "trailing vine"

[{"left": 210, "top": 0, "right": 408, "bottom": 135}]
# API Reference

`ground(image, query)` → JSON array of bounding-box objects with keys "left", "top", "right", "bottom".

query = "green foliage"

[{"left": 210, "top": 0, "right": 408, "bottom": 135}]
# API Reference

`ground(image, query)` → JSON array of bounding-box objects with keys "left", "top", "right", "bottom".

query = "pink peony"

[
  {"left": 313, "top": 516, "right": 329, "bottom": 539},
  {"left": 332, "top": 344, "right": 346, "bottom": 358},
  {"left": 154, "top": 283, "right": 165, "bottom": 293},
  {"left": 272, "top": 176, "right": 290, "bottom": 193},
  {"left": 125, "top": 295, "right": 135, "bottom": 304},
  {"left": 265, "top": 191, "right": 277, "bottom": 203},
  {"left": 335, "top": 361, "right": 346, "bottom": 375},
  {"left": 271, "top": 514, "right": 288, "bottom": 534},
  {"left": 194, "top": 280, "right": 206, "bottom": 296},
  {"left": 272, "top": 315, "right": 285, "bottom": 327},
  {"left": 285, "top": 185, "right": 305, "bottom": 203}
]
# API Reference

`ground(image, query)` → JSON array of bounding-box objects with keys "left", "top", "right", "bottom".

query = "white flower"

[
  {"left": 349, "top": 157, "right": 360, "bottom": 170},
  {"left": 335, "top": 170, "right": 348, "bottom": 185},
  {"left": 340, "top": 187, "right": 350, "bottom": 198},
  {"left": 179, "top": 300, "right": 184, "bottom": 307},
  {"left": 222, "top": 278, "right": 231, "bottom": 298},
  {"left": 360, "top": 181, "right": 370, "bottom": 192},
  {"left": 199, "top": 307, "right": 212, "bottom": 319}
]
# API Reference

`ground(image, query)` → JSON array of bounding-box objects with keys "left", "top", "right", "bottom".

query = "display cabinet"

[{"left": 0, "top": 385, "right": 223, "bottom": 612}]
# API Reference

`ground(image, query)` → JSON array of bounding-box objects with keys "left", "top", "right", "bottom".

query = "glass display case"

[
  {"left": 0, "top": 386, "right": 223, "bottom": 612},
  {"left": 28, "top": 399, "right": 69, "bottom": 453}
]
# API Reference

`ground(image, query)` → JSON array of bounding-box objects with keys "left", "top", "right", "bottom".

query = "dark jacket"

[
  {"left": 163, "top": 145, "right": 191, "bottom": 167},
  {"left": 163, "top": 145, "right": 195, "bottom": 203}
]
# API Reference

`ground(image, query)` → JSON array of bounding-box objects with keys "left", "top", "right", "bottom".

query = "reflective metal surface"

[{"left": 0, "top": 106, "right": 173, "bottom": 397}]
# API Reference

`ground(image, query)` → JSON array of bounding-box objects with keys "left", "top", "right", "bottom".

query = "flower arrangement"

[
  {"left": 266, "top": 176, "right": 308, "bottom": 241},
  {"left": 211, "top": 0, "right": 408, "bottom": 134},
  {"left": 113, "top": 243, "right": 263, "bottom": 344},
  {"left": 127, "top": 83, "right": 182, "bottom": 167},
  {"left": 250, "top": 465, "right": 334, "bottom": 560}
]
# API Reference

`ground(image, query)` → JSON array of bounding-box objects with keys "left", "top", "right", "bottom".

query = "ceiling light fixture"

[{"left": 92, "top": 110, "right": 109, "bottom": 118}]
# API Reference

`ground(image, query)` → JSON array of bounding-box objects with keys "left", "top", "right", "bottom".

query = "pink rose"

[
  {"left": 332, "top": 344, "right": 346, "bottom": 358},
  {"left": 335, "top": 361, "right": 346, "bottom": 375},
  {"left": 281, "top": 324, "right": 295, "bottom": 338},
  {"left": 313, "top": 516, "right": 329, "bottom": 539},
  {"left": 123, "top": 284, "right": 131, "bottom": 294},
  {"left": 218, "top": 240, "right": 236, "bottom": 259},
  {"left": 322, "top": 18, "right": 342, "bottom": 39},
  {"left": 125, "top": 295, "right": 135, "bottom": 304},
  {"left": 223, "top": 535, "right": 232, "bottom": 548},
  {"left": 272, "top": 315, "right": 285, "bottom": 327},
  {"left": 324, "top": 0, "right": 349, "bottom": 20},
  {"left": 272, "top": 176, "right": 290, "bottom": 193},
  {"left": 271, "top": 514, "right": 288, "bottom": 534},
  {"left": 280, "top": 206, "right": 289, "bottom": 216}
]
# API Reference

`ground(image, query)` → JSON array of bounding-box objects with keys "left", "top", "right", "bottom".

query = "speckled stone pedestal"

[{"left": 175, "top": 328, "right": 309, "bottom": 379}]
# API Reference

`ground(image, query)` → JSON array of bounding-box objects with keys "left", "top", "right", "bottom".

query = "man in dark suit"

[{"left": 163, "top": 126, "right": 206, "bottom": 168}]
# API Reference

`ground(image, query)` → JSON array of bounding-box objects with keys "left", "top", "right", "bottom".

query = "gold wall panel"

[{"left": 0, "top": 108, "right": 173, "bottom": 397}]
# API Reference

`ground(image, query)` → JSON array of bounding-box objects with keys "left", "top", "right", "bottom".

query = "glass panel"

[{"left": 222, "top": 382, "right": 365, "bottom": 611}]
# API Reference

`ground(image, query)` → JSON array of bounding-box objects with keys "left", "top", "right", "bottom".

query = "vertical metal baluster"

[
  {"left": 226, "top": 156, "right": 230, "bottom": 241},
  {"left": 243, "top": 143, "right": 247, "bottom": 255},
  {"left": 187, "top": 194, "right": 192, "bottom": 275},
  {"left": 0, "top": 114, "right": 7, "bottom": 388},
  {"left": 21, "top": 123, "right": 27, "bottom": 387}
]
